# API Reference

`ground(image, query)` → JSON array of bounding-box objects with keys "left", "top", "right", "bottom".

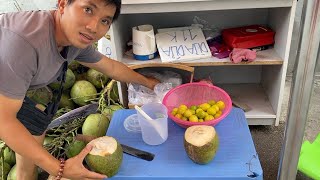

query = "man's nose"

[{"left": 86, "top": 17, "right": 99, "bottom": 33}]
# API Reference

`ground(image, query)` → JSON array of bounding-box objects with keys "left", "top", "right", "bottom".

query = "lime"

[
  {"left": 190, "top": 105, "right": 197, "bottom": 111},
  {"left": 204, "top": 115, "right": 214, "bottom": 121},
  {"left": 179, "top": 104, "right": 188, "bottom": 110},
  {"left": 211, "top": 104, "right": 219, "bottom": 112},
  {"left": 189, "top": 115, "right": 199, "bottom": 122},
  {"left": 183, "top": 109, "right": 193, "bottom": 118},
  {"left": 175, "top": 114, "right": 182, "bottom": 119},
  {"left": 207, "top": 107, "right": 217, "bottom": 115},
  {"left": 216, "top": 101, "right": 226, "bottom": 110},
  {"left": 214, "top": 113, "right": 221, "bottom": 119},
  {"left": 199, "top": 103, "right": 211, "bottom": 111},
  {"left": 181, "top": 117, "right": 188, "bottom": 121},
  {"left": 178, "top": 108, "right": 186, "bottom": 115},
  {"left": 196, "top": 110, "right": 206, "bottom": 119},
  {"left": 171, "top": 111, "right": 177, "bottom": 116},
  {"left": 208, "top": 100, "right": 216, "bottom": 106}
]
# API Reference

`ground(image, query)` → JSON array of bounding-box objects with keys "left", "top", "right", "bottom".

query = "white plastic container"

[{"left": 136, "top": 103, "right": 168, "bottom": 145}]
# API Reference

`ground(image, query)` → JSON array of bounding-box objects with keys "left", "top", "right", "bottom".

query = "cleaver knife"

[
  {"left": 47, "top": 103, "right": 99, "bottom": 130},
  {"left": 76, "top": 134, "right": 155, "bottom": 161}
]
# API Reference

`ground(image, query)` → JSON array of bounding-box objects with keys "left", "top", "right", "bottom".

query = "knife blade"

[
  {"left": 47, "top": 103, "right": 98, "bottom": 130},
  {"left": 76, "top": 135, "right": 155, "bottom": 161}
]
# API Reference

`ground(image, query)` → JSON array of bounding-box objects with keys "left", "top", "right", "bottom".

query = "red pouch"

[{"left": 222, "top": 25, "right": 275, "bottom": 49}]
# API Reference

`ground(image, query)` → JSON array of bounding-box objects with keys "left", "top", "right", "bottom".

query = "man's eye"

[
  {"left": 84, "top": 7, "right": 92, "bottom": 14},
  {"left": 101, "top": 19, "right": 110, "bottom": 25}
]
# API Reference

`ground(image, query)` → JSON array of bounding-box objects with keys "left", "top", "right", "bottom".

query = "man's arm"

[
  {"left": 79, "top": 56, "right": 159, "bottom": 90},
  {"left": 0, "top": 94, "right": 60, "bottom": 175}
]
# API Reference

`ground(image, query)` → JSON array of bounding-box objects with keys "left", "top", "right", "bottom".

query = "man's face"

[{"left": 59, "top": 0, "right": 116, "bottom": 49}]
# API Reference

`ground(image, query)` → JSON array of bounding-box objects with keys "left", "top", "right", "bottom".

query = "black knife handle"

[{"left": 121, "top": 144, "right": 155, "bottom": 161}]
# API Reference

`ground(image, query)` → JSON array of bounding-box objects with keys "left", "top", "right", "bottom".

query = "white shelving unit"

[
  {"left": 2, "top": 1, "right": 296, "bottom": 126},
  {"left": 108, "top": 0, "right": 297, "bottom": 126}
]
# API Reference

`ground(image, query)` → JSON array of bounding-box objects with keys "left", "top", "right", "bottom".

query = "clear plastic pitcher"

[{"left": 137, "top": 103, "right": 168, "bottom": 145}]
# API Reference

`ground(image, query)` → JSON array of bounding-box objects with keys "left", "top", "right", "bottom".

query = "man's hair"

[{"left": 66, "top": 0, "right": 121, "bottom": 21}]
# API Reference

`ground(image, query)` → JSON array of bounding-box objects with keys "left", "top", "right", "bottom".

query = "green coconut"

[
  {"left": 70, "top": 80, "right": 97, "bottom": 106},
  {"left": 65, "top": 140, "right": 86, "bottom": 158},
  {"left": 86, "top": 69, "right": 109, "bottom": 89},
  {"left": 7, "top": 164, "right": 16, "bottom": 180},
  {"left": 184, "top": 125, "right": 219, "bottom": 165},
  {"left": 49, "top": 69, "right": 76, "bottom": 90},
  {"left": 82, "top": 114, "right": 110, "bottom": 137},
  {"left": 102, "top": 105, "right": 123, "bottom": 118},
  {"left": 85, "top": 136, "right": 123, "bottom": 178},
  {"left": 0, "top": 161, "right": 10, "bottom": 180},
  {"left": 68, "top": 60, "right": 80, "bottom": 71},
  {"left": 58, "top": 93, "right": 75, "bottom": 109},
  {"left": 26, "top": 86, "right": 53, "bottom": 105},
  {"left": 3, "top": 147, "right": 15, "bottom": 166}
]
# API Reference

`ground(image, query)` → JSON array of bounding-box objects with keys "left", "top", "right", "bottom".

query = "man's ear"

[{"left": 57, "top": 0, "right": 67, "bottom": 14}]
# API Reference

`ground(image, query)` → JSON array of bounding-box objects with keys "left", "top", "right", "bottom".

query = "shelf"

[
  {"left": 122, "top": 49, "right": 283, "bottom": 67},
  {"left": 121, "top": 0, "right": 293, "bottom": 14},
  {"left": 218, "top": 83, "right": 276, "bottom": 119}
]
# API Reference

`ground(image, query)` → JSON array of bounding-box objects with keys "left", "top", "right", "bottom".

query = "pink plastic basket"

[{"left": 162, "top": 82, "right": 232, "bottom": 128}]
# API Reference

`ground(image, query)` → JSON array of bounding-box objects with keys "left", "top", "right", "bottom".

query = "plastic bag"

[
  {"left": 192, "top": 16, "right": 220, "bottom": 41},
  {"left": 128, "top": 70, "right": 182, "bottom": 105}
]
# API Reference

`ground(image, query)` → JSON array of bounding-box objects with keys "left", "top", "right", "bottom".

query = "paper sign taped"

[
  {"left": 155, "top": 28, "right": 211, "bottom": 62},
  {"left": 98, "top": 35, "right": 115, "bottom": 59}
]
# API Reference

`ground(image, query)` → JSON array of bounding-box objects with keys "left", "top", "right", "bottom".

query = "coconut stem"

[{"left": 45, "top": 117, "right": 86, "bottom": 158}]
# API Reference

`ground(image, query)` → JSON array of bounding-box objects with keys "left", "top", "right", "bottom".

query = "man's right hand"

[{"left": 62, "top": 145, "right": 107, "bottom": 179}]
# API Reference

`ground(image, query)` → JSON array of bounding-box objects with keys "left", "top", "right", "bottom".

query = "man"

[{"left": 0, "top": 0, "right": 159, "bottom": 179}]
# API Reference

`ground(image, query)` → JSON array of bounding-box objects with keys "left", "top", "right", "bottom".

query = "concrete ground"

[{"left": 249, "top": 77, "right": 320, "bottom": 180}]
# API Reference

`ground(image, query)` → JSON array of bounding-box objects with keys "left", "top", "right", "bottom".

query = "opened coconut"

[
  {"left": 70, "top": 80, "right": 97, "bottom": 106},
  {"left": 184, "top": 125, "right": 219, "bottom": 164},
  {"left": 82, "top": 114, "right": 110, "bottom": 137},
  {"left": 85, "top": 136, "right": 123, "bottom": 177}
]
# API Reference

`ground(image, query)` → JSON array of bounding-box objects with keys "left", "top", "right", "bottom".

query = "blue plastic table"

[{"left": 106, "top": 108, "right": 263, "bottom": 179}]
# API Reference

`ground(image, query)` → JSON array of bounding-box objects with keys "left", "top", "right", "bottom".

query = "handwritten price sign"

[{"left": 156, "top": 28, "right": 211, "bottom": 62}]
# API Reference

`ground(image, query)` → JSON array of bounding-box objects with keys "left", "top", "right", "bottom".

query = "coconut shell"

[
  {"left": 85, "top": 137, "right": 123, "bottom": 177},
  {"left": 184, "top": 125, "right": 219, "bottom": 165}
]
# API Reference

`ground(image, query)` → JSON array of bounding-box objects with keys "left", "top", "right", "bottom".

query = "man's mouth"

[{"left": 80, "top": 32, "right": 94, "bottom": 43}]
